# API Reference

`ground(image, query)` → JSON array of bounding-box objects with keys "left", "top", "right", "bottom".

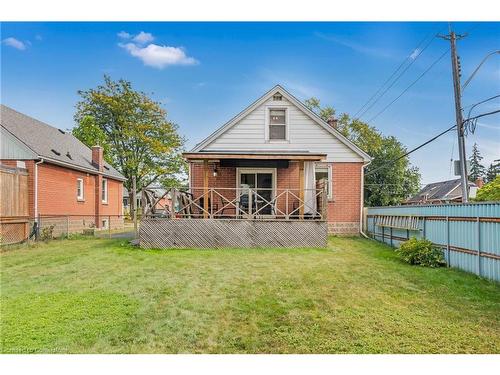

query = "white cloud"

[
  {"left": 314, "top": 31, "right": 393, "bottom": 59},
  {"left": 117, "top": 31, "right": 131, "bottom": 39},
  {"left": 120, "top": 42, "right": 198, "bottom": 69},
  {"left": 2, "top": 37, "right": 27, "bottom": 50},
  {"left": 132, "top": 31, "right": 154, "bottom": 44},
  {"left": 35, "top": 34, "right": 43, "bottom": 41},
  {"left": 410, "top": 48, "right": 421, "bottom": 60}
]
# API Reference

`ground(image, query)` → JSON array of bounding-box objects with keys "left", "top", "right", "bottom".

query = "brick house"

[
  {"left": 183, "top": 85, "right": 371, "bottom": 235},
  {"left": 0, "top": 105, "right": 126, "bottom": 232}
]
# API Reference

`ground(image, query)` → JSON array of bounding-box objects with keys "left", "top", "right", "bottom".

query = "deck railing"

[{"left": 148, "top": 186, "right": 327, "bottom": 221}]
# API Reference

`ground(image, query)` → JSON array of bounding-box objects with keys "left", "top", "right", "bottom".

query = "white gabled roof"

[{"left": 191, "top": 84, "right": 371, "bottom": 162}]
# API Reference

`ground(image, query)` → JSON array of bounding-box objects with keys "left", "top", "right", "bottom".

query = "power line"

[
  {"left": 365, "top": 109, "right": 500, "bottom": 179},
  {"left": 356, "top": 31, "right": 444, "bottom": 120},
  {"left": 464, "top": 94, "right": 500, "bottom": 112},
  {"left": 353, "top": 29, "right": 440, "bottom": 119},
  {"left": 365, "top": 124, "right": 457, "bottom": 177},
  {"left": 366, "top": 48, "right": 450, "bottom": 123}
]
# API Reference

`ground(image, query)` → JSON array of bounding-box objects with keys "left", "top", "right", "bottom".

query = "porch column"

[
  {"left": 203, "top": 159, "right": 209, "bottom": 218},
  {"left": 299, "top": 160, "right": 304, "bottom": 218}
]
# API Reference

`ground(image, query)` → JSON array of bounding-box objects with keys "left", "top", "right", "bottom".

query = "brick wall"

[
  {"left": 1, "top": 159, "right": 123, "bottom": 229},
  {"left": 328, "top": 162, "right": 363, "bottom": 235}
]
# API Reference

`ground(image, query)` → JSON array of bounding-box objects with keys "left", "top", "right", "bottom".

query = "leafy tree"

[
  {"left": 474, "top": 175, "right": 500, "bottom": 202},
  {"left": 485, "top": 161, "right": 499, "bottom": 183},
  {"left": 73, "top": 76, "right": 186, "bottom": 211},
  {"left": 305, "top": 97, "right": 421, "bottom": 206},
  {"left": 468, "top": 143, "right": 486, "bottom": 182}
]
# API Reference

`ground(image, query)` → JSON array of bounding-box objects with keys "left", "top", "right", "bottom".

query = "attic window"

[
  {"left": 51, "top": 149, "right": 61, "bottom": 156},
  {"left": 66, "top": 152, "right": 72, "bottom": 160},
  {"left": 58, "top": 129, "right": 66, "bottom": 134},
  {"left": 273, "top": 93, "right": 283, "bottom": 101}
]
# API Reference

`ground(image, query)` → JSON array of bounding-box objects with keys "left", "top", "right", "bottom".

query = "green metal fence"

[{"left": 366, "top": 202, "right": 500, "bottom": 282}]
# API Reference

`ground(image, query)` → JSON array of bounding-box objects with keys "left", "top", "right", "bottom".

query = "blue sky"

[{"left": 1, "top": 22, "right": 498, "bottom": 185}]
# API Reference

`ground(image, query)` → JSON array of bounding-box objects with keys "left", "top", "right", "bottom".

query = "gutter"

[
  {"left": 360, "top": 160, "right": 372, "bottom": 239},
  {"left": 41, "top": 156, "right": 127, "bottom": 182},
  {"left": 34, "top": 158, "right": 44, "bottom": 221}
]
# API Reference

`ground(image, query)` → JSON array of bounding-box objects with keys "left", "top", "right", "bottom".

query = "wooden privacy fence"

[
  {"left": 0, "top": 165, "right": 29, "bottom": 245},
  {"left": 365, "top": 202, "right": 500, "bottom": 282},
  {"left": 140, "top": 218, "right": 328, "bottom": 249}
]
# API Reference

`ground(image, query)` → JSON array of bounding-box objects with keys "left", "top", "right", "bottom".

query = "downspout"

[
  {"left": 360, "top": 160, "right": 371, "bottom": 239},
  {"left": 34, "top": 158, "right": 44, "bottom": 221}
]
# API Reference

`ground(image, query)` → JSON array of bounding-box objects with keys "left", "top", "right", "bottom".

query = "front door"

[{"left": 238, "top": 169, "right": 275, "bottom": 216}]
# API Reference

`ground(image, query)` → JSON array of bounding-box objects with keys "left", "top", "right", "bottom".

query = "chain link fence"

[{"left": 1, "top": 215, "right": 136, "bottom": 246}]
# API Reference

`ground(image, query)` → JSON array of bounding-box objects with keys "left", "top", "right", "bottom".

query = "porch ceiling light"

[{"left": 213, "top": 164, "right": 218, "bottom": 177}]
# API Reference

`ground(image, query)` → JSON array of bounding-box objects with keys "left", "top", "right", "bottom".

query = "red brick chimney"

[
  {"left": 327, "top": 116, "right": 338, "bottom": 129},
  {"left": 475, "top": 177, "right": 484, "bottom": 189},
  {"left": 91, "top": 146, "right": 104, "bottom": 171}
]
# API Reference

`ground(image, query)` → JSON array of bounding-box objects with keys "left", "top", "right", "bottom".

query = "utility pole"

[{"left": 439, "top": 28, "right": 469, "bottom": 202}]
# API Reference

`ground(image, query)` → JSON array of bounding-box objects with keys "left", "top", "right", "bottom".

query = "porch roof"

[{"left": 183, "top": 150, "right": 327, "bottom": 161}]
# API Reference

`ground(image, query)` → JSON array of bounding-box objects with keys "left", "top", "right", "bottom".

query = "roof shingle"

[{"left": 1, "top": 105, "right": 125, "bottom": 181}]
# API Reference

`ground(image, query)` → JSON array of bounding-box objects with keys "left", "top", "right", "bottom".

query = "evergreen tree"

[
  {"left": 485, "top": 162, "right": 500, "bottom": 183},
  {"left": 468, "top": 143, "right": 486, "bottom": 182}
]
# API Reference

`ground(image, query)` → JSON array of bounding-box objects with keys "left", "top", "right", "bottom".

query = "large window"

[
  {"left": 269, "top": 109, "right": 286, "bottom": 140},
  {"left": 315, "top": 165, "right": 332, "bottom": 199},
  {"left": 102, "top": 178, "right": 108, "bottom": 203},
  {"left": 77, "top": 178, "right": 84, "bottom": 201}
]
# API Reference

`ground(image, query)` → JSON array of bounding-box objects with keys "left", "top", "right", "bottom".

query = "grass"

[{"left": 1, "top": 236, "right": 499, "bottom": 353}]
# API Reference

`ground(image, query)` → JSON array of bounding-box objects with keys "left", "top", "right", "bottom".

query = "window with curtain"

[
  {"left": 76, "top": 178, "right": 84, "bottom": 200},
  {"left": 269, "top": 109, "right": 286, "bottom": 140},
  {"left": 315, "top": 165, "right": 332, "bottom": 199},
  {"left": 102, "top": 178, "right": 108, "bottom": 203}
]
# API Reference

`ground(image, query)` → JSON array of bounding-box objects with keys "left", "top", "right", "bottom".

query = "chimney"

[
  {"left": 91, "top": 145, "right": 104, "bottom": 171},
  {"left": 475, "top": 177, "right": 484, "bottom": 189},
  {"left": 327, "top": 116, "right": 338, "bottom": 129}
]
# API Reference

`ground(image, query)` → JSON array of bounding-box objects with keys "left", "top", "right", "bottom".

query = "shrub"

[
  {"left": 39, "top": 225, "right": 55, "bottom": 242},
  {"left": 396, "top": 237, "right": 445, "bottom": 267}
]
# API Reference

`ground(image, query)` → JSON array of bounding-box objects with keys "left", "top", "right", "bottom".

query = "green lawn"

[{"left": 1, "top": 236, "right": 499, "bottom": 354}]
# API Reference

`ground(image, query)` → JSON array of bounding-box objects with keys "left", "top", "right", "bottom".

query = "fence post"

[
  {"left": 477, "top": 216, "right": 481, "bottom": 277},
  {"left": 446, "top": 216, "right": 450, "bottom": 267},
  {"left": 381, "top": 225, "right": 385, "bottom": 244},
  {"left": 66, "top": 216, "right": 70, "bottom": 238},
  {"left": 37, "top": 214, "right": 41, "bottom": 240},
  {"left": 422, "top": 216, "right": 426, "bottom": 239},
  {"left": 390, "top": 227, "right": 393, "bottom": 247}
]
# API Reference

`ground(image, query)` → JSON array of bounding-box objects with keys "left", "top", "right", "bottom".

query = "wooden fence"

[{"left": 0, "top": 165, "right": 29, "bottom": 245}]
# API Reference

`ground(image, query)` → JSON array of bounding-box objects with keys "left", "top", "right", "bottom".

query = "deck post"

[
  {"left": 299, "top": 160, "right": 304, "bottom": 218},
  {"left": 203, "top": 160, "right": 209, "bottom": 219}
]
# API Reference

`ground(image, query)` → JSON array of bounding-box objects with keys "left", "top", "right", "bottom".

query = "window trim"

[
  {"left": 315, "top": 163, "right": 333, "bottom": 200},
  {"left": 265, "top": 106, "right": 289, "bottom": 142},
  {"left": 76, "top": 178, "right": 84, "bottom": 201},
  {"left": 101, "top": 178, "right": 108, "bottom": 204}
]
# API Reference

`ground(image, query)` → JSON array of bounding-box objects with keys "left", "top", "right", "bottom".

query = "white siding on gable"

[
  {"left": 0, "top": 127, "right": 37, "bottom": 159},
  {"left": 202, "top": 96, "right": 363, "bottom": 162}
]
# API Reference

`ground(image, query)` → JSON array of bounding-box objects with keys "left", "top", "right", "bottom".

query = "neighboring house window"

[
  {"left": 269, "top": 109, "right": 287, "bottom": 140},
  {"left": 77, "top": 178, "right": 84, "bottom": 200},
  {"left": 315, "top": 164, "right": 333, "bottom": 199},
  {"left": 102, "top": 178, "right": 108, "bottom": 203}
]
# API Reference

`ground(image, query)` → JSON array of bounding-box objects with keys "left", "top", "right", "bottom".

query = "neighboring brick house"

[
  {"left": 184, "top": 85, "right": 371, "bottom": 234},
  {"left": 0, "top": 105, "right": 126, "bottom": 232}
]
